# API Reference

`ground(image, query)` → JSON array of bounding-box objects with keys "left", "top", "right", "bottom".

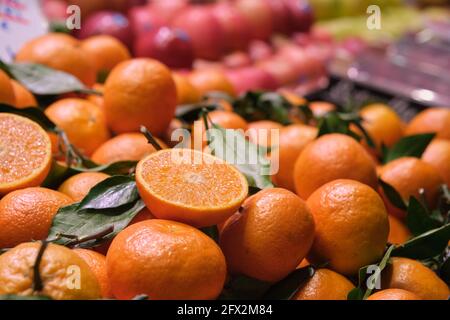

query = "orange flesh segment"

[
  {"left": 0, "top": 114, "right": 51, "bottom": 186},
  {"left": 138, "top": 149, "right": 247, "bottom": 209}
]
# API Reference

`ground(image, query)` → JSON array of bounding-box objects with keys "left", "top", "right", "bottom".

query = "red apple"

[
  {"left": 212, "top": 2, "right": 251, "bottom": 52},
  {"left": 235, "top": 0, "right": 274, "bottom": 41},
  {"left": 76, "top": 11, "right": 133, "bottom": 48},
  {"left": 128, "top": 5, "right": 167, "bottom": 37},
  {"left": 278, "top": 45, "right": 325, "bottom": 83},
  {"left": 225, "top": 67, "right": 279, "bottom": 94},
  {"left": 134, "top": 26, "right": 194, "bottom": 69},
  {"left": 248, "top": 40, "right": 274, "bottom": 62},
  {"left": 258, "top": 56, "right": 301, "bottom": 86},
  {"left": 266, "top": 0, "right": 291, "bottom": 35},
  {"left": 42, "top": 0, "right": 68, "bottom": 21},
  {"left": 283, "top": 0, "right": 315, "bottom": 33},
  {"left": 222, "top": 52, "right": 252, "bottom": 69},
  {"left": 151, "top": 0, "right": 189, "bottom": 23},
  {"left": 172, "top": 5, "right": 225, "bottom": 61}
]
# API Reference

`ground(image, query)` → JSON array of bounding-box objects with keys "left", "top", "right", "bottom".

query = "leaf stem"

[
  {"left": 32, "top": 240, "right": 49, "bottom": 293},
  {"left": 65, "top": 226, "right": 114, "bottom": 248},
  {"left": 140, "top": 126, "right": 163, "bottom": 151}
]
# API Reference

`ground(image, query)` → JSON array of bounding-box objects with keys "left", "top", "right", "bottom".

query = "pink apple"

[
  {"left": 212, "top": 2, "right": 251, "bottom": 52},
  {"left": 134, "top": 26, "right": 194, "bottom": 69},
  {"left": 128, "top": 5, "right": 167, "bottom": 37},
  {"left": 76, "top": 11, "right": 133, "bottom": 48},
  {"left": 266, "top": 0, "right": 291, "bottom": 35},
  {"left": 222, "top": 52, "right": 252, "bottom": 69},
  {"left": 172, "top": 5, "right": 225, "bottom": 61},
  {"left": 283, "top": 0, "right": 315, "bottom": 33},
  {"left": 248, "top": 40, "right": 274, "bottom": 62},
  {"left": 258, "top": 56, "right": 301, "bottom": 86},
  {"left": 42, "top": 0, "right": 67, "bottom": 21},
  {"left": 151, "top": 0, "right": 189, "bottom": 23},
  {"left": 225, "top": 67, "right": 279, "bottom": 94},
  {"left": 235, "top": 0, "right": 274, "bottom": 41}
]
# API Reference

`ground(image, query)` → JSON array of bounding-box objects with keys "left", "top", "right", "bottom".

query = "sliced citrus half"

[
  {"left": 0, "top": 113, "right": 52, "bottom": 195},
  {"left": 136, "top": 148, "right": 248, "bottom": 227}
]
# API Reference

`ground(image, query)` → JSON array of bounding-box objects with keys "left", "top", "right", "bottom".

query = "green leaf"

[
  {"left": 0, "top": 104, "right": 56, "bottom": 131},
  {"left": 0, "top": 294, "right": 52, "bottom": 300},
  {"left": 219, "top": 275, "right": 272, "bottom": 300},
  {"left": 6, "top": 62, "right": 94, "bottom": 95},
  {"left": 406, "top": 197, "right": 442, "bottom": 236},
  {"left": 382, "top": 133, "right": 435, "bottom": 163},
  {"left": 206, "top": 123, "right": 274, "bottom": 190},
  {"left": 175, "top": 102, "right": 221, "bottom": 123},
  {"left": 379, "top": 178, "right": 407, "bottom": 210},
  {"left": 392, "top": 223, "right": 450, "bottom": 260},
  {"left": 263, "top": 266, "right": 315, "bottom": 300},
  {"left": 317, "top": 111, "right": 369, "bottom": 145}
]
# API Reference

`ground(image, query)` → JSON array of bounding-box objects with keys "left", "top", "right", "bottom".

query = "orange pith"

[
  {"left": 0, "top": 113, "right": 52, "bottom": 194},
  {"left": 136, "top": 149, "right": 248, "bottom": 227}
]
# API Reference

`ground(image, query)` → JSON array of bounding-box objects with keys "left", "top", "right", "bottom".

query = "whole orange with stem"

[
  {"left": 189, "top": 69, "right": 236, "bottom": 98},
  {"left": 0, "top": 242, "right": 101, "bottom": 300},
  {"left": 0, "top": 114, "right": 52, "bottom": 195},
  {"left": 246, "top": 120, "right": 283, "bottom": 148},
  {"left": 294, "top": 269, "right": 355, "bottom": 300},
  {"left": 0, "top": 187, "right": 72, "bottom": 248},
  {"left": 381, "top": 257, "right": 449, "bottom": 300},
  {"left": 173, "top": 73, "right": 202, "bottom": 105},
  {"left": 220, "top": 188, "right": 315, "bottom": 283},
  {"left": 405, "top": 108, "right": 450, "bottom": 140},
  {"left": 136, "top": 149, "right": 248, "bottom": 227},
  {"left": 58, "top": 172, "right": 110, "bottom": 202},
  {"left": 309, "top": 101, "right": 336, "bottom": 118},
  {"left": 106, "top": 219, "right": 227, "bottom": 300},
  {"left": 103, "top": 58, "right": 177, "bottom": 135},
  {"left": 15, "top": 33, "right": 96, "bottom": 86},
  {"left": 379, "top": 157, "right": 443, "bottom": 219},
  {"left": 0, "top": 69, "right": 15, "bottom": 106},
  {"left": 45, "top": 98, "right": 111, "bottom": 156},
  {"left": 73, "top": 248, "right": 112, "bottom": 298},
  {"left": 306, "top": 179, "right": 389, "bottom": 276},
  {"left": 271, "top": 124, "right": 317, "bottom": 191},
  {"left": 92, "top": 132, "right": 167, "bottom": 164},
  {"left": 367, "top": 289, "right": 421, "bottom": 300},
  {"left": 10, "top": 79, "right": 38, "bottom": 108},
  {"left": 80, "top": 35, "right": 131, "bottom": 75},
  {"left": 294, "top": 133, "right": 378, "bottom": 199},
  {"left": 388, "top": 214, "right": 411, "bottom": 245},
  {"left": 422, "top": 139, "right": 450, "bottom": 187}
]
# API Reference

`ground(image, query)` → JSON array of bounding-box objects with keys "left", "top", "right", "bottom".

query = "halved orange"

[
  {"left": 0, "top": 113, "right": 52, "bottom": 195},
  {"left": 136, "top": 148, "right": 248, "bottom": 227}
]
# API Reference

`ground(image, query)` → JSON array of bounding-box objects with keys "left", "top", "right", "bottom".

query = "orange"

[
  {"left": 388, "top": 214, "right": 411, "bottom": 245},
  {"left": 136, "top": 149, "right": 248, "bottom": 227},
  {"left": 87, "top": 83, "right": 105, "bottom": 108},
  {"left": 189, "top": 69, "right": 236, "bottom": 98},
  {"left": 220, "top": 188, "right": 315, "bottom": 282},
  {"left": 103, "top": 58, "right": 177, "bottom": 135},
  {"left": 294, "top": 269, "right": 355, "bottom": 300},
  {"left": 15, "top": 33, "right": 96, "bottom": 86},
  {"left": 0, "top": 113, "right": 52, "bottom": 195},
  {"left": 73, "top": 248, "right": 112, "bottom": 298},
  {"left": 0, "top": 242, "right": 101, "bottom": 300},
  {"left": 246, "top": 120, "right": 283, "bottom": 147},
  {"left": 306, "top": 179, "right": 389, "bottom": 275},
  {"left": 0, "top": 69, "right": 15, "bottom": 106},
  {"left": 106, "top": 219, "right": 227, "bottom": 300},
  {"left": 10, "top": 79, "right": 38, "bottom": 108},
  {"left": 294, "top": 133, "right": 378, "bottom": 199},
  {"left": 58, "top": 172, "right": 110, "bottom": 202},
  {"left": 271, "top": 124, "right": 317, "bottom": 191},
  {"left": 92, "top": 132, "right": 166, "bottom": 164},
  {"left": 309, "top": 101, "right": 336, "bottom": 118},
  {"left": 278, "top": 89, "right": 307, "bottom": 107},
  {"left": 381, "top": 257, "right": 449, "bottom": 300},
  {"left": 405, "top": 107, "right": 450, "bottom": 140},
  {"left": 0, "top": 187, "right": 72, "bottom": 248},
  {"left": 367, "top": 289, "right": 421, "bottom": 300},
  {"left": 80, "top": 35, "right": 131, "bottom": 75},
  {"left": 360, "top": 104, "right": 404, "bottom": 148},
  {"left": 379, "top": 157, "right": 443, "bottom": 219},
  {"left": 173, "top": 73, "right": 202, "bottom": 105},
  {"left": 45, "top": 98, "right": 111, "bottom": 156},
  {"left": 422, "top": 139, "right": 450, "bottom": 186}
]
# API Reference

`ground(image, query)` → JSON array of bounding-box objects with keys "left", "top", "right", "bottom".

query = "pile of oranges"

[{"left": 0, "top": 33, "right": 449, "bottom": 301}]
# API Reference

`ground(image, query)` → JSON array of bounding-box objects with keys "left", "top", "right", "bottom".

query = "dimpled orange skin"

[
  {"left": 80, "top": 35, "right": 131, "bottom": 73},
  {"left": 381, "top": 257, "right": 450, "bottom": 300},
  {"left": 388, "top": 215, "right": 411, "bottom": 245},
  {"left": 106, "top": 219, "right": 227, "bottom": 300},
  {"left": 189, "top": 69, "right": 236, "bottom": 98},
  {"left": 10, "top": 80, "right": 38, "bottom": 108},
  {"left": 271, "top": 124, "right": 318, "bottom": 192},
  {"left": 15, "top": 33, "right": 96, "bottom": 86},
  {"left": 0, "top": 187, "right": 73, "bottom": 248},
  {"left": 247, "top": 120, "right": 283, "bottom": 147},
  {"left": 405, "top": 108, "right": 450, "bottom": 140},
  {"left": 294, "top": 133, "right": 378, "bottom": 199},
  {"left": 220, "top": 188, "right": 315, "bottom": 283},
  {"left": 294, "top": 269, "right": 355, "bottom": 300},
  {"left": 58, "top": 172, "right": 110, "bottom": 202},
  {"left": 73, "top": 248, "right": 112, "bottom": 298},
  {"left": 173, "top": 73, "right": 202, "bottom": 105},
  {"left": 91, "top": 133, "right": 167, "bottom": 165},
  {"left": 136, "top": 149, "right": 248, "bottom": 228},
  {"left": 103, "top": 58, "right": 177, "bottom": 135},
  {"left": 367, "top": 289, "right": 421, "bottom": 300},
  {"left": 0, "top": 242, "right": 101, "bottom": 300},
  {"left": 379, "top": 157, "right": 443, "bottom": 219},
  {"left": 45, "top": 98, "right": 111, "bottom": 156},
  {"left": 0, "top": 114, "right": 52, "bottom": 195},
  {"left": 422, "top": 139, "right": 450, "bottom": 187},
  {"left": 306, "top": 179, "right": 389, "bottom": 276},
  {"left": 0, "top": 69, "right": 15, "bottom": 105}
]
